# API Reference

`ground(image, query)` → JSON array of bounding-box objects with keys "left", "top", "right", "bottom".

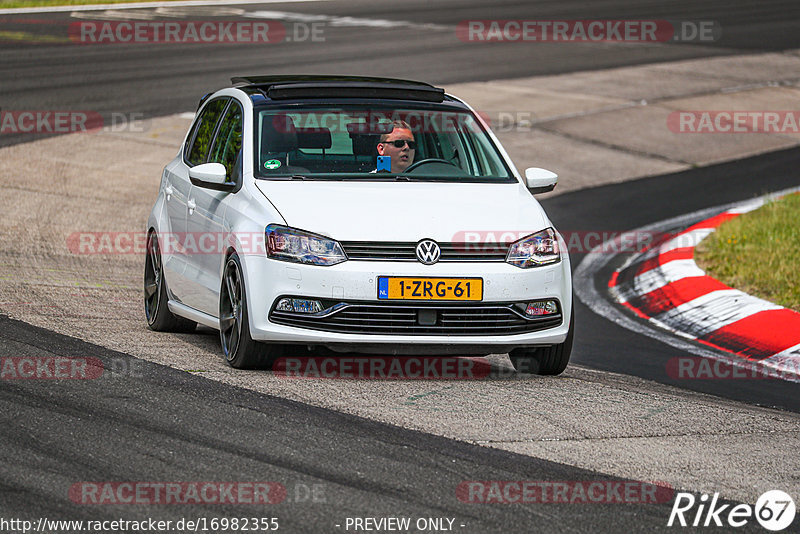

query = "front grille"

[
  {"left": 270, "top": 301, "right": 561, "bottom": 335},
  {"left": 341, "top": 242, "right": 508, "bottom": 262}
]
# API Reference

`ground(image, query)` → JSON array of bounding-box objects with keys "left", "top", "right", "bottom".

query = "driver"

[{"left": 376, "top": 120, "right": 416, "bottom": 173}]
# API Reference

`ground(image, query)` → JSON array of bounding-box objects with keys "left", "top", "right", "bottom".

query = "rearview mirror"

[
  {"left": 524, "top": 167, "right": 558, "bottom": 194},
  {"left": 189, "top": 162, "right": 234, "bottom": 192}
]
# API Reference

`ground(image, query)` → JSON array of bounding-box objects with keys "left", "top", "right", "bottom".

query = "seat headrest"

[
  {"left": 346, "top": 122, "right": 385, "bottom": 157},
  {"left": 345, "top": 121, "right": 393, "bottom": 135},
  {"left": 261, "top": 115, "right": 298, "bottom": 153},
  {"left": 296, "top": 127, "right": 332, "bottom": 150}
]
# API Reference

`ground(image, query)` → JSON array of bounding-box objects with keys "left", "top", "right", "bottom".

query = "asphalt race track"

[
  {"left": 1, "top": 1, "right": 800, "bottom": 532},
  {"left": 0, "top": 314, "right": 696, "bottom": 533},
  {"left": 2, "top": 0, "right": 800, "bottom": 147}
]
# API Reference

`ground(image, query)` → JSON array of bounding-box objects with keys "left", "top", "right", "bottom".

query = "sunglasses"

[{"left": 382, "top": 139, "right": 417, "bottom": 149}]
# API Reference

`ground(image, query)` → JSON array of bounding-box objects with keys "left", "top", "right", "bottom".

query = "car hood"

[{"left": 255, "top": 180, "right": 550, "bottom": 242}]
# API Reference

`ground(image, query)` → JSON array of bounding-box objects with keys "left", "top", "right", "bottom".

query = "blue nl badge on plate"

[
  {"left": 377, "top": 156, "right": 391, "bottom": 172},
  {"left": 378, "top": 277, "right": 388, "bottom": 299}
]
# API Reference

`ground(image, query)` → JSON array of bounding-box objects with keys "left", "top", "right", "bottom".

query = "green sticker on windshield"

[{"left": 264, "top": 159, "right": 282, "bottom": 170}]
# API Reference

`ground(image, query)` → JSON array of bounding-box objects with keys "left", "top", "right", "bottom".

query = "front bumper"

[
  {"left": 269, "top": 299, "right": 563, "bottom": 335},
  {"left": 239, "top": 253, "right": 572, "bottom": 350}
]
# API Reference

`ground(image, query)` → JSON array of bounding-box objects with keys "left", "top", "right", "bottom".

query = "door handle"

[{"left": 187, "top": 198, "right": 196, "bottom": 215}]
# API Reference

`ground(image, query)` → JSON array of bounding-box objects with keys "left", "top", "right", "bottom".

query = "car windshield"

[{"left": 253, "top": 104, "right": 515, "bottom": 181}]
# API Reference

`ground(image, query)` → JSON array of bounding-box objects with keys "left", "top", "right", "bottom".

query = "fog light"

[
  {"left": 525, "top": 300, "right": 558, "bottom": 316},
  {"left": 276, "top": 298, "right": 294, "bottom": 312},
  {"left": 277, "top": 298, "right": 322, "bottom": 314},
  {"left": 292, "top": 299, "right": 322, "bottom": 314}
]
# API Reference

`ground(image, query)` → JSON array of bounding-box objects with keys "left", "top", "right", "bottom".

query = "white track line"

[
  {"left": 0, "top": 0, "right": 328, "bottom": 16},
  {"left": 615, "top": 259, "right": 706, "bottom": 302},
  {"left": 243, "top": 10, "right": 451, "bottom": 31},
  {"left": 653, "top": 289, "right": 783, "bottom": 338}
]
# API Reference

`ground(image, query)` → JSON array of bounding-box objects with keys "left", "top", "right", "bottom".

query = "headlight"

[
  {"left": 266, "top": 225, "right": 347, "bottom": 266},
  {"left": 506, "top": 227, "right": 560, "bottom": 268}
]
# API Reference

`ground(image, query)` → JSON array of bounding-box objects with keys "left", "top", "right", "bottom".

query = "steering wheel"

[{"left": 403, "top": 158, "right": 459, "bottom": 173}]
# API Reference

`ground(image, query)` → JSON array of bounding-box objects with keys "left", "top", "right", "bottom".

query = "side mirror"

[
  {"left": 524, "top": 167, "right": 558, "bottom": 194},
  {"left": 189, "top": 162, "right": 235, "bottom": 192}
]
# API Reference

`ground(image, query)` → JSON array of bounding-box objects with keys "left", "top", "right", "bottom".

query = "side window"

[
  {"left": 186, "top": 98, "right": 228, "bottom": 167},
  {"left": 208, "top": 101, "right": 243, "bottom": 180}
]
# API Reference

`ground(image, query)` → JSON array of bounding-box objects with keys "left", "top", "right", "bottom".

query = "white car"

[{"left": 145, "top": 76, "right": 573, "bottom": 374}]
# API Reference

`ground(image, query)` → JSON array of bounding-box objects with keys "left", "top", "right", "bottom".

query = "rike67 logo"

[{"left": 668, "top": 490, "right": 795, "bottom": 531}]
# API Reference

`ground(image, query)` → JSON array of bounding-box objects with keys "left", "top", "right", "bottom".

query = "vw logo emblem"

[{"left": 416, "top": 239, "right": 441, "bottom": 265}]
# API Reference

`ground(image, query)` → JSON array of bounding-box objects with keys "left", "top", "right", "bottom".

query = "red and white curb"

[{"left": 608, "top": 198, "right": 800, "bottom": 376}]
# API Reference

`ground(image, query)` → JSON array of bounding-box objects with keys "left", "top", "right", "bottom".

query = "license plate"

[{"left": 377, "top": 277, "right": 483, "bottom": 301}]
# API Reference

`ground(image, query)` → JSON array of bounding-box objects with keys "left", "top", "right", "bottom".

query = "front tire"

[
  {"left": 509, "top": 308, "right": 574, "bottom": 375},
  {"left": 219, "top": 253, "right": 281, "bottom": 369},
  {"left": 144, "top": 232, "right": 196, "bottom": 333}
]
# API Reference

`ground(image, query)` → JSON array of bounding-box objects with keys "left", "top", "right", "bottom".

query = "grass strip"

[{"left": 695, "top": 193, "right": 800, "bottom": 312}]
